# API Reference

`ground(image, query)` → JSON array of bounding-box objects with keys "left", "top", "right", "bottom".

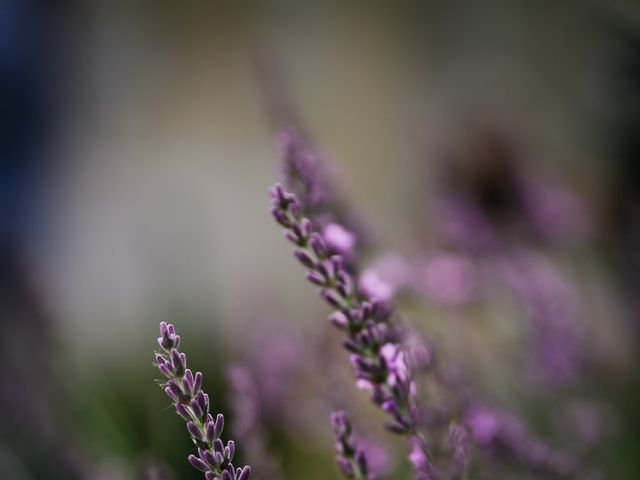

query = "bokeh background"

[{"left": 2, "top": 0, "right": 640, "bottom": 478}]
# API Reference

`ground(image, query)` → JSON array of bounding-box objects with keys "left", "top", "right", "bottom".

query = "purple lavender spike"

[
  {"left": 331, "top": 411, "right": 370, "bottom": 480},
  {"left": 154, "top": 323, "right": 251, "bottom": 480},
  {"left": 270, "top": 184, "right": 435, "bottom": 477},
  {"left": 504, "top": 251, "right": 585, "bottom": 385},
  {"left": 226, "top": 364, "right": 283, "bottom": 480}
]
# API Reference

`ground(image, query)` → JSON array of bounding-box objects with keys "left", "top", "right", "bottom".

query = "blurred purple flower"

[
  {"left": 465, "top": 405, "right": 575, "bottom": 478},
  {"left": 359, "top": 268, "right": 395, "bottom": 303},
  {"left": 324, "top": 222, "right": 357, "bottom": 253},
  {"left": 359, "top": 253, "right": 414, "bottom": 302},
  {"left": 331, "top": 411, "right": 370, "bottom": 480},
  {"left": 226, "top": 366, "right": 281, "bottom": 480},
  {"left": 438, "top": 198, "right": 497, "bottom": 252},
  {"left": 521, "top": 176, "right": 591, "bottom": 243},
  {"left": 419, "top": 253, "right": 478, "bottom": 307},
  {"left": 409, "top": 437, "right": 438, "bottom": 480},
  {"left": 501, "top": 251, "right": 585, "bottom": 385},
  {"left": 278, "top": 126, "right": 333, "bottom": 216},
  {"left": 447, "top": 424, "right": 469, "bottom": 479}
]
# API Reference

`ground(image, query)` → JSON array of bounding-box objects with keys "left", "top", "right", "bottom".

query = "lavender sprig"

[
  {"left": 278, "top": 127, "right": 370, "bottom": 258},
  {"left": 226, "top": 365, "right": 282, "bottom": 480},
  {"left": 331, "top": 411, "right": 370, "bottom": 480},
  {"left": 269, "top": 184, "right": 434, "bottom": 476},
  {"left": 154, "top": 322, "right": 251, "bottom": 480}
]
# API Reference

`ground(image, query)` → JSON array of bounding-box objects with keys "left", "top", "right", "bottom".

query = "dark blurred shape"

[
  {"left": 601, "top": 5, "right": 640, "bottom": 340},
  {"left": 437, "top": 125, "right": 589, "bottom": 249},
  {"left": 0, "top": 1, "right": 81, "bottom": 478}
]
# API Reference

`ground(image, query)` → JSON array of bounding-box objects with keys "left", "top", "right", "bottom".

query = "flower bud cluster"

[
  {"left": 331, "top": 411, "right": 370, "bottom": 480},
  {"left": 270, "top": 184, "right": 432, "bottom": 476},
  {"left": 155, "top": 322, "right": 251, "bottom": 480}
]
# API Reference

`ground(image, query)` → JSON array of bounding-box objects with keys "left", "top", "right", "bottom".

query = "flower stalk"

[
  {"left": 269, "top": 184, "right": 434, "bottom": 477},
  {"left": 155, "top": 322, "right": 251, "bottom": 480}
]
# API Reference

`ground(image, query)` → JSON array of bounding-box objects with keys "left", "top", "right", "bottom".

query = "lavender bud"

[
  {"left": 329, "top": 255, "right": 345, "bottom": 274},
  {"left": 285, "top": 230, "right": 300, "bottom": 244},
  {"left": 272, "top": 207, "right": 291, "bottom": 227},
  {"left": 382, "top": 400, "right": 398, "bottom": 414},
  {"left": 299, "top": 218, "right": 311, "bottom": 238},
  {"left": 193, "top": 371, "right": 203, "bottom": 393},
  {"left": 294, "top": 248, "right": 316, "bottom": 269},
  {"left": 188, "top": 454, "right": 209, "bottom": 473},
  {"left": 159, "top": 363, "right": 174, "bottom": 378},
  {"left": 183, "top": 369, "right": 195, "bottom": 392},
  {"left": 213, "top": 438, "right": 225, "bottom": 457},
  {"left": 320, "top": 288, "right": 343, "bottom": 308},
  {"left": 385, "top": 421, "right": 408, "bottom": 434},
  {"left": 225, "top": 440, "right": 236, "bottom": 461},
  {"left": 317, "top": 259, "right": 335, "bottom": 280},
  {"left": 329, "top": 311, "right": 349, "bottom": 329},
  {"left": 336, "top": 282, "right": 351, "bottom": 299},
  {"left": 306, "top": 271, "right": 327, "bottom": 286},
  {"left": 175, "top": 403, "right": 192, "bottom": 421},
  {"left": 171, "top": 349, "right": 185, "bottom": 376},
  {"left": 196, "top": 390, "right": 209, "bottom": 414},
  {"left": 187, "top": 421, "right": 203, "bottom": 441},
  {"left": 191, "top": 397, "right": 204, "bottom": 420},
  {"left": 269, "top": 183, "right": 286, "bottom": 205},
  {"left": 291, "top": 222, "right": 307, "bottom": 242},
  {"left": 343, "top": 339, "right": 360, "bottom": 353},
  {"left": 309, "top": 233, "right": 327, "bottom": 258},
  {"left": 201, "top": 449, "right": 218, "bottom": 469},
  {"left": 205, "top": 419, "right": 216, "bottom": 443},
  {"left": 164, "top": 386, "right": 179, "bottom": 403},
  {"left": 238, "top": 466, "right": 251, "bottom": 480},
  {"left": 214, "top": 413, "right": 225, "bottom": 437},
  {"left": 336, "top": 457, "right": 354, "bottom": 477}
]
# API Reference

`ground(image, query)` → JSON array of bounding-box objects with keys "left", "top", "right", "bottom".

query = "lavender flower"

[
  {"left": 409, "top": 436, "right": 440, "bottom": 480},
  {"left": 277, "top": 127, "right": 336, "bottom": 223},
  {"left": 331, "top": 411, "right": 370, "bottom": 480},
  {"left": 226, "top": 366, "right": 281, "bottom": 480},
  {"left": 501, "top": 251, "right": 585, "bottom": 385},
  {"left": 465, "top": 405, "right": 574, "bottom": 478},
  {"left": 269, "top": 184, "right": 434, "bottom": 476},
  {"left": 154, "top": 322, "right": 251, "bottom": 480},
  {"left": 359, "top": 253, "right": 414, "bottom": 302},
  {"left": 418, "top": 252, "right": 478, "bottom": 307},
  {"left": 278, "top": 127, "right": 370, "bottom": 258}
]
